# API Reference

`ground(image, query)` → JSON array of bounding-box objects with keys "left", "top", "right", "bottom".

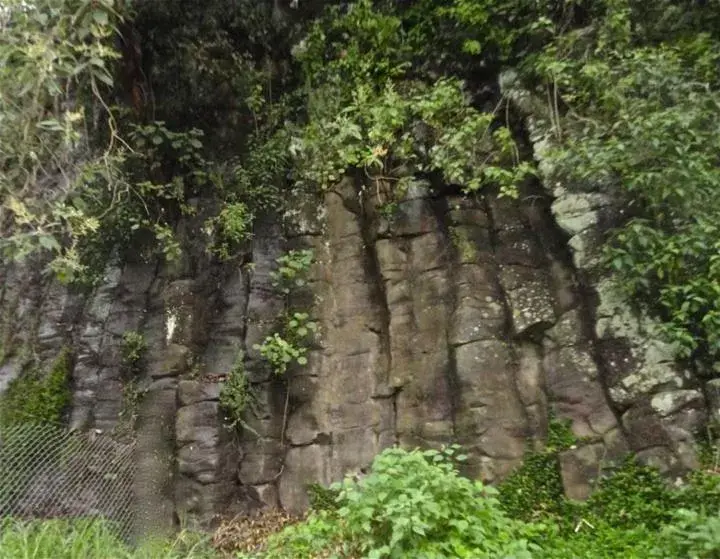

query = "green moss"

[
  {"left": 0, "top": 347, "right": 73, "bottom": 427},
  {"left": 449, "top": 227, "right": 477, "bottom": 262}
]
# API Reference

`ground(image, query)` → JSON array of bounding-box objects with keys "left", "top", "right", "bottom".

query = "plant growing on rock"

[
  {"left": 121, "top": 330, "right": 147, "bottom": 372},
  {"left": 256, "top": 250, "right": 317, "bottom": 376},
  {"left": 0, "top": 348, "right": 73, "bottom": 427},
  {"left": 255, "top": 313, "right": 317, "bottom": 376},
  {"left": 219, "top": 351, "right": 254, "bottom": 430}
]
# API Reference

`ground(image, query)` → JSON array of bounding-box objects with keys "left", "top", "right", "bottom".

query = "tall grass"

[{"left": 0, "top": 518, "right": 219, "bottom": 559}]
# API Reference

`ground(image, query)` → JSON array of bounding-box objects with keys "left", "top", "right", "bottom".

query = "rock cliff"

[{"left": 0, "top": 146, "right": 708, "bottom": 529}]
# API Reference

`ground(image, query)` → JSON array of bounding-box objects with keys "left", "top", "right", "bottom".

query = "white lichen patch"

[{"left": 166, "top": 309, "right": 177, "bottom": 344}]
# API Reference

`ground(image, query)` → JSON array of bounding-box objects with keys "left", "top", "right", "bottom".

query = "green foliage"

[
  {"left": 583, "top": 457, "right": 676, "bottom": 529},
  {"left": 530, "top": 1, "right": 720, "bottom": 365},
  {"left": 289, "top": 0, "right": 533, "bottom": 198},
  {"left": 0, "top": 518, "right": 218, "bottom": 559},
  {"left": 269, "top": 249, "right": 314, "bottom": 295},
  {"left": 254, "top": 312, "right": 317, "bottom": 376},
  {"left": 219, "top": 351, "right": 254, "bottom": 430},
  {"left": 547, "top": 415, "right": 579, "bottom": 451},
  {"left": 205, "top": 202, "right": 254, "bottom": 261},
  {"left": 261, "top": 446, "right": 534, "bottom": 559},
  {"left": 121, "top": 330, "right": 147, "bottom": 370},
  {"left": 497, "top": 414, "right": 576, "bottom": 521},
  {"left": 256, "top": 250, "right": 317, "bottom": 375},
  {"left": 498, "top": 451, "right": 565, "bottom": 521},
  {"left": 0, "top": 0, "right": 121, "bottom": 273},
  {"left": 0, "top": 348, "right": 72, "bottom": 427},
  {"left": 306, "top": 482, "right": 341, "bottom": 513}
]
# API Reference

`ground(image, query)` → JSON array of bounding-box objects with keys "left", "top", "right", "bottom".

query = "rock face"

[{"left": 0, "top": 158, "right": 709, "bottom": 529}]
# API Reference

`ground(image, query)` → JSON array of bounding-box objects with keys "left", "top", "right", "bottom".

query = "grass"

[{"left": 0, "top": 518, "right": 219, "bottom": 559}]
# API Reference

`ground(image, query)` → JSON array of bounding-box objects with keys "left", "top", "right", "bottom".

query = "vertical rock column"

[
  {"left": 133, "top": 274, "right": 190, "bottom": 537},
  {"left": 279, "top": 179, "right": 394, "bottom": 511}
]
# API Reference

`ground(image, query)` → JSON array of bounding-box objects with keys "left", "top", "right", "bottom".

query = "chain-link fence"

[{"left": 0, "top": 423, "right": 136, "bottom": 538}]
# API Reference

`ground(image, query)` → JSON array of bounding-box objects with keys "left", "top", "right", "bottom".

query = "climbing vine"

[{"left": 255, "top": 250, "right": 317, "bottom": 376}]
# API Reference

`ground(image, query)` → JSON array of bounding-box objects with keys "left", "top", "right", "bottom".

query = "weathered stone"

[
  {"left": 560, "top": 443, "right": 606, "bottom": 500},
  {"left": 706, "top": 379, "right": 720, "bottom": 422},
  {"left": 651, "top": 390, "right": 703, "bottom": 417},
  {"left": 250, "top": 483, "right": 279, "bottom": 508},
  {"left": 279, "top": 445, "right": 330, "bottom": 513},
  {"left": 178, "top": 380, "right": 221, "bottom": 406},
  {"left": 176, "top": 402, "right": 220, "bottom": 444}
]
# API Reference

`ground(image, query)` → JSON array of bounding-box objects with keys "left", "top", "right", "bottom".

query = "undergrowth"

[
  {"left": 6, "top": 446, "right": 720, "bottom": 558},
  {"left": 234, "top": 446, "right": 720, "bottom": 559},
  {"left": 0, "top": 518, "right": 216, "bottom": 559}
]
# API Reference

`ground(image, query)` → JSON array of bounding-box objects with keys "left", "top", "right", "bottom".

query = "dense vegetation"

[
  {"left": 4, "top": 0, "right": 720, "bottom": 556},
  {"left": 3, "top": 446, "right": 720, "bottom": 557},
  {"left": 4, "top": 0, "right": 720, "bottom": 365}
]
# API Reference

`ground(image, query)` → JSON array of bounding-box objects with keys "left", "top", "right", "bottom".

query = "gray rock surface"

[{"left": 0, "top": 135, "right": 712, "bottom": 528}]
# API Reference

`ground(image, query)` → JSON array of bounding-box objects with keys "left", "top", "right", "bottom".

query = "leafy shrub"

[
  {"left": 205, "top": 202, "right": 254, "bottom": 261},
  {"left": 256, "top": 250, "right": 318, "bottom": 376},
  {"left": 531, "top": 3, "right": 720, "bottom": 365},
  {"left": 261, "top": 446, "right": 535, "bottom": 559},
  {"left": 269, "top": 249, "right": 314, "bottom": 295},
  {"left": 255, "top": 313, "right": 317, "bottom": 376}
]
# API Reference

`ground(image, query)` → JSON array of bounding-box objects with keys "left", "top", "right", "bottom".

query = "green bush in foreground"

[
  {"left": 256, "top": 446, "right": 536, "bottom": 559},
  {"left": 243, "top": 446, "right": 720, "bottom": 559},
  {"left": 6, "top": 448, "right": 720, "bottom": 558}
]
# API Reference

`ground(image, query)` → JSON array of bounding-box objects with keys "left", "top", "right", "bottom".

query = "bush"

[{"left": 259, "top": 446, "right": 535, "bottom": 559}]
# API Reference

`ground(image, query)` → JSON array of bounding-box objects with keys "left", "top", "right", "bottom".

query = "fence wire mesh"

[{"left": 0, "top": 423, "right": 136, "bottom": 538}]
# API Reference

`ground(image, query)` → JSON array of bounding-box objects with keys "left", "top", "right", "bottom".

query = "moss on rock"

[{"left": 0, "top": 347, "right": 73, "bottom": 426}]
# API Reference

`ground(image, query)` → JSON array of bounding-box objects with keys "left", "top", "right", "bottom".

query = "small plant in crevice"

[
  {"left": 121, "top": 330, "right": 147, "bottom": 373},
  {"left": 269, "top": 249, "right": 314, "bottom": 295},
  {"left": 205, "top": 202, "right": 255, "bottom": 261},
  {"left": 219, "top": 350, "right": 255, "bottom": 430},
  {"left": 115, "top": 379, "right": 143, "bottom": 439},
  {"left": 254, "top": 313, "right": 317, "bottom": 376},
  {"left": 255, "top": 249, "right": 317, "bottom": 377}
]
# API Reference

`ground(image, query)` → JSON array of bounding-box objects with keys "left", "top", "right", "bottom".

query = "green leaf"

[{"left": 92, "top": 9, "right": 109, "bottom": 26}]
